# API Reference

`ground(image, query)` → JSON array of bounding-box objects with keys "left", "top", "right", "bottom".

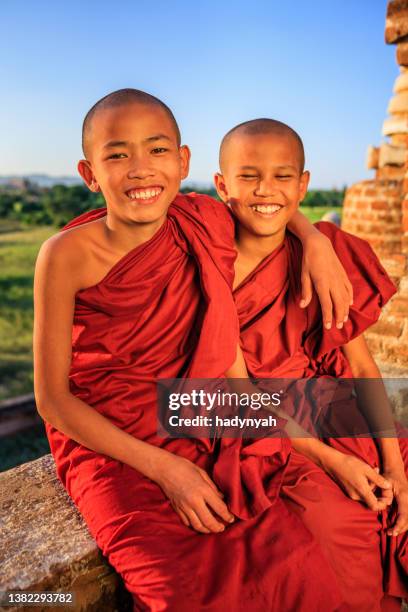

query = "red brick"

[
  {"left": 382, "top": 254, "right": 408, "bottom": 278},
  {"left": 370, "top": 318, "right": 404, "bottom": 337},
  {"left": 388, "top": 296, "right": 408, "bottom": 314},
  {"left": 362, "top": 188, "right": 378, "bottom": 197},
  {"left": 371, "top": 200, "right": 391, "bottom": 210},
  {"left": 376, "top": 166, "right": 406, "bottom": 180}
]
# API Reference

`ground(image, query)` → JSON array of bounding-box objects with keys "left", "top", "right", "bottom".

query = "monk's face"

[
  {"left": 215, "top": 132, "right": 309, "bottom": 239},
  {"left": 78, "top": 102, "right": 190, "bottom": 225}
]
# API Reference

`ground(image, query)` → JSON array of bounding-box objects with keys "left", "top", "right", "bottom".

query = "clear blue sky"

[{"left": 0, "top": 0, "right": 396, "bottom": 188}]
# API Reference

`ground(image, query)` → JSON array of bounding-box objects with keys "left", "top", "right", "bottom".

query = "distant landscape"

[{"left": 0, "top": 178, "right": 344, "bottom": 400}]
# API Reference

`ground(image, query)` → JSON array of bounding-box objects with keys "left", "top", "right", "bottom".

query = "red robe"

[
  {"left": 234, "top": 220, "right": 406, "bottom": 612},
  {"left": 45, "top": 196, "right": 344, "bottom": 612}
]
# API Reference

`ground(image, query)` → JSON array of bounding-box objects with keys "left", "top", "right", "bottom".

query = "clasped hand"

[{"left": 155, "top": 454, "right": 235, "bottom": 534}]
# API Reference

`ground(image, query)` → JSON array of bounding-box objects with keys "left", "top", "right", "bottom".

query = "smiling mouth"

[
  {"left": 250, "top": 204, "right": 283, "bottom": 216},
  {"left": 125, "top": 186, "right": 163, "bottom": 202}
]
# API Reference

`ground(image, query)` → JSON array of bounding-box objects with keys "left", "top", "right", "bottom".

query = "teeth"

[
  {"left": 127, "top": 188, "right": 162, "bottom": 200},
  {"left": 252, "top": 204, "right": 282, "bottom": 214}
]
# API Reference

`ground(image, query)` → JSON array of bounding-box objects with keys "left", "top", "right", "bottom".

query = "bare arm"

[
  {"left": 342, "top": 335, "right": 403, "bottom": 469},
  {"left": 34, "top": 235, "right": 234, "bottom": 533},
  {"left": 288, "top": 210, "right": 353, "bottom": 329}
]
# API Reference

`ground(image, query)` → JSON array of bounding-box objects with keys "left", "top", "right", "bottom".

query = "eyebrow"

[
  {"left": 103, "top": 134, "right": 172, "bottom": 149},
  {"left": 237, "top": 165, "right": 298, "bottom": 171}
]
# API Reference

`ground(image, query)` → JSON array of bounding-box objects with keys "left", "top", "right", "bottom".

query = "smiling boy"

[
  {"left": 33, "top": 90, "right": 353, "bottom": 611},
  {"left": 215, "top": 118, "right": 408, "bottom": 610}
]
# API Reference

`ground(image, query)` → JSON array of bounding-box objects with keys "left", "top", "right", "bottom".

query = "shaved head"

[
  {"left": 82, "top": 88, "right": 181, "bottom": 158},
  {"left": 219, "top": 118, "right": 305, "bottom": 173}
]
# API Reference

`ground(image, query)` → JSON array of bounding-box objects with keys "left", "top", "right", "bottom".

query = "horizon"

[{"left": 1, "top": 0, "right": 395, "bottom": 189}]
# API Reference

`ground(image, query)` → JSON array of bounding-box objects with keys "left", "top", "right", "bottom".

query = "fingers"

[
  {"left": 345, "top": 278, "right": 353, "bottom": 306},
  {"left": 300, "top": 272, "right": 313, "bottom": 308},
  {"left": 176, "top": 507, "right": 191, "bottom": 528},
  {"left": 330, "top": 289, "right": 346, "bottom": 329},
  {"left": 204, "top": 491, "right": 235, "bottom": 525},
  {"left": 185, "top": 508, "right": 211, "bottom": 534},
  {"left": 200, "top": 470, "right": 225, "bottom": 498},
  {"left": 366, "top": 467, "right": 392, "bottom": 492},
  {"left": 387, "top": 510, "right": 408, "bottom": 537},
  {"left": 361, "top": 486, "right": 390, "bottom": 511},
  {"left": 314, "top": 283, "right": 333, "bottom": 329}
]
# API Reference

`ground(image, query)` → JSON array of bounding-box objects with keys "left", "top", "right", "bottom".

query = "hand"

[
  {"left": 323, "top": 452, "right": 393, "bottom": 511},
  {"left": 300, "top": 232, "right": 353, "bottom": 330},
  {"left": 153, "top": 453, "right": 235, "bottom": 534},
  {"left": 383, "top": 468, "right": 408, "bottom": 536}
]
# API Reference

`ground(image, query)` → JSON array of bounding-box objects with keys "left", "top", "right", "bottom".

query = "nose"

[
  {"left": 254, "top": 177, "right": 278, "bottom": 197},
  {"left": 127, "top": 155, "right": 155, "bottom": 180}
]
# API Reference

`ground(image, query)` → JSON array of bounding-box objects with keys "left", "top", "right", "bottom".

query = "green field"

[
  {"left": 0, "top": 206, "right": 342, "bottom": 401},
  {"left": 0, "top": 224, "right": 55, "bottom": 400}
]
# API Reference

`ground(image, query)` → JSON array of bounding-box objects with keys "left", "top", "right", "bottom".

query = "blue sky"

[{"left": 0, "top": 0, "right": 396, "bottom": 188}]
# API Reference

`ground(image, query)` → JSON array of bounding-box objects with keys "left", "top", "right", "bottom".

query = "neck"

[
  {"left": 104, "top": 212, "right": 167, "bottom": 253},
  {"left": 234, "top": 224, "right": 286, "bottom": 261}
]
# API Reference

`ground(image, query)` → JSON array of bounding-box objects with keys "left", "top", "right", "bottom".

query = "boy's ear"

[
  {"left": 78, "top": 160, "right": 100, "bottom": 192},
  {"left": 214, "top": 173, "right": 229, "bottom": 203},
  {"left": 299, "top": 170, "right": 310, "bottom": 203},
  {"left": 179, "top": 145, "right": 191, "bottom": 180}
]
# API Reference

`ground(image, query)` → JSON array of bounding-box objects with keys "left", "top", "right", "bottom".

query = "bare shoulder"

[{"left": 35, "top": 218, "right": 108, "bottom": 294}]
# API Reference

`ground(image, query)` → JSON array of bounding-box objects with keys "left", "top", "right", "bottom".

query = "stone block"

[
  {"left": 383, "top": 115, "right": 408, "bottom": 135},
  {"left": 371, "top": 318, "right": 404, "bottom": 337},
  {"left": 0, "top": 454, "right": 133, "bottom": 612},
  {"left": 394, "top": 69, "right": 408, "bottom": 92},
  {"left": 376, "top": 165, "right": 406, "bottom": 180},
  {"left": 387, "top": 92, "right": 408, "bottom": 114},
  {"left": 366, "top": 146, "right": 380, "bottom": 169},
  {"left": 386, "top": 1, "right": 408, "bottom": 44},
  {"left": 379, "top": 142, "right": 407, "bottom": 166},
  {"left": 381, "top": 254, "right": 408, "bottom": 277},
  {"left": 397, "top": 40, "right": 408, "bottom": 66},
  {"left": 390, "top": 133, "right": 408, "bottom": 145}
]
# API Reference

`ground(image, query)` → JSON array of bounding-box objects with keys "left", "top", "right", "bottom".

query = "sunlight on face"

[
  {"left": 84, "top": 102, "right": 189, "bottom": 226},
  {"left": 219, "top": 133, "right": 309, "bottom": 239}
]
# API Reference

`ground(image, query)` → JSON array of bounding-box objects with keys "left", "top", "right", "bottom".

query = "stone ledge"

[{"left": 0, "top": 454, "right": 132, "bottom": 612}]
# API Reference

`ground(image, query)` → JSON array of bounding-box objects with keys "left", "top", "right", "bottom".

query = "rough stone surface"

[
  {"left": 342, "top": 177, "right": 408, "bottom": 367},
  {"left": 366, "top": 146, "right": 380, "bottom": 169},
  {"left": 0, "top": 454, "right": 133, "bottom": 612},
  {"left": 386, "top": 0, "right": 408, "bottom": 43},
  {"left": 388, "top": 92, "right": 408, "bottom": 114},
  {"left": 379, "top": 142, "right": 407, "bottom": 167},
  {"left": 397, "top": 41, "right": 408, "bottom": 66},
  {"left": 394, "top": 69, "right": 408, "bottom": 92}
]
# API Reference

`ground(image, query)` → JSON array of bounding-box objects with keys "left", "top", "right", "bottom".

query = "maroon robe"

[
  {"left": 234, "top": 220, "right": 406, "bottom": 611},
  {"left": 45, "top": 196, "right": 344, "bottom": 611}
]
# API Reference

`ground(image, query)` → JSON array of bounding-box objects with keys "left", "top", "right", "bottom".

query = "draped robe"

[
  {"left": 234, "top": 220, "right": 407, "bottom": 612},
  {"left": 45, "top": 196, "right": 344, "bottom": 612}
]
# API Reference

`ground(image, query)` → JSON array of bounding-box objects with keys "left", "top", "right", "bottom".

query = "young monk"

[
  {"left": 34, "top": 90, "right": 354, "bottom": 611},
  {"left": 214, "top": 118, "right": 408, "bottom": 612}
]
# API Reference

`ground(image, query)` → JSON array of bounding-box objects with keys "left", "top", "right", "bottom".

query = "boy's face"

[
  {"left": 214, "top": 132, "right": 309, "bottom": 239},
  {"left": 78, "top": 102, "right": 190, "bottom": 226}
]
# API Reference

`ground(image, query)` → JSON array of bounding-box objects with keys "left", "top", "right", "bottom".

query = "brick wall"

[{"left": 340, "top": 1, "right": 408, "bottom": 367}]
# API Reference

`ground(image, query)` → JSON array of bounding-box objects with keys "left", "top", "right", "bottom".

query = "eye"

[
  {"left": 238, "top": 174, "right": 258, "bottom": 180},
  {"left": 276, "top": 174, "right": 293, "bottom": 180},
  {"left": 152, "top": 147, "right": 169, "bottom": 154},
  {"left": 107, "top": 153, "right": 127, "bottom": 160}
]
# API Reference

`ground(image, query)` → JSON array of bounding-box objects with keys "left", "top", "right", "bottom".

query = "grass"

[
  {"left": 300, "top": 206, "right": 342, "bottom": 224},
  {"left": 0, "top": 224, "right": 55, "bottom": 400}
]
